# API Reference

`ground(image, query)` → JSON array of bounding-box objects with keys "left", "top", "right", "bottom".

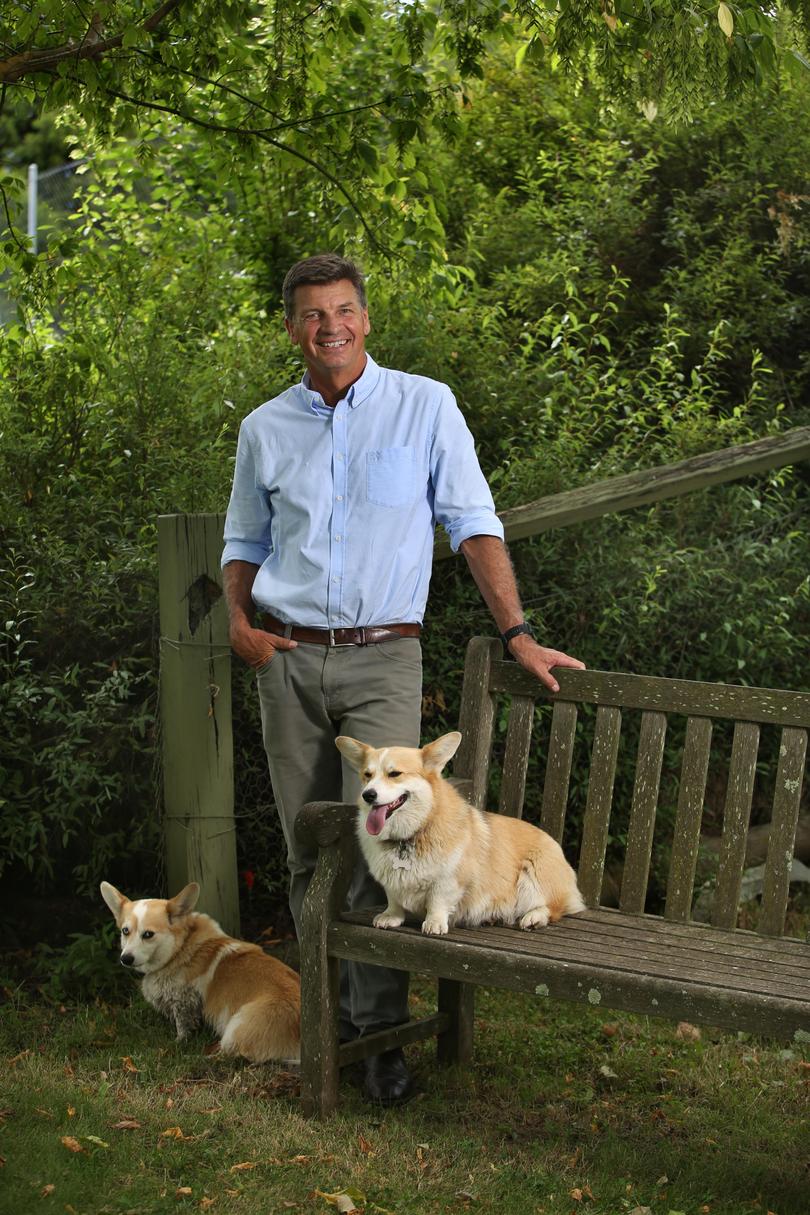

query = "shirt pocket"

[{"left": 366, "top": 446, "right": 419, "bottom": 509}]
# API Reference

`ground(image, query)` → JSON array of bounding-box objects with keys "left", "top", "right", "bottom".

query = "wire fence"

[{"left": 1, "top": 157, "right": 91, "bottom": 324}]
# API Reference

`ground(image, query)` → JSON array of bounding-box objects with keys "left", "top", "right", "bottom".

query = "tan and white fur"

[
  {"left": 337, "top": 732, "right": 585, "bottom": 936},
  {"left": 100, "top": 881, "right": 300, "bottom": 1064}
]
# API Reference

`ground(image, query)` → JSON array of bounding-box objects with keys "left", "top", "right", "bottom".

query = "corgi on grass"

[
  {"left": 337, "top": 731, "right": 585, "bottom": 936},
  {"left": 100, "top": 881, "right": 300, "bottom": 1064}
]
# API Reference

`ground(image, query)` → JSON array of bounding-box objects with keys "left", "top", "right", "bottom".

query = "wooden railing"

[{"left": 157, "top": 426, "right": 810, "bottom": 931}]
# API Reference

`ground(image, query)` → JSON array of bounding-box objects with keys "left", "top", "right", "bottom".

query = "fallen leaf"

[
  {"left": 60, "top": 1136, "right": 83, "bottom": 1154},
  {"left": 121, "top": 1056, "right": 139, "bottom": 1073},
  {"left": 656, "top": 1175, "right": 669, "bottom": 1186},
  {"left": 599, "top": 1065, "right": 618, "bottom": 1079},
  {"left": 162, "top": 1127, "right": 185, "bottom": 1139},
  {"left": 199, "top": 1199, "right": 216, "bottom": 1210},
  {"left": 166, "top": 1097, "right": 175, "bottom": 1110},
  {"left": 357, "top": 1134, "right": 373, "bottom": 1155},
  {"left": 66, "top": 1106, "right": 76, "bottom": 1118},
  {"left": 35, "top": 1108, "right": 54, "bottom": 1119},
  {"left": 82, "top": 1135, "right": 110, "bottom": 1149},
  {"left": 456, "top": 1192, "right": 477, "bottom": 1203},
  {"left": 570, "top": 1190, "right": 584, "bottom": 1202},
  {"left": 601, "top": 1024, "right": 618, "bottom": 1037},
  {"left": 176, "top": 1187, "right": 193, "bottom": 1198},
  {"left": 289, "top": 1155, "right": 312, "bottom": 1164},
  {"left": 112, "top": 1119, "right": 142, "bottom": 1130},
  {"left": 9, "top": 1050, "right": 31, "bottom": 1065},
  {"left": 40, "top": 1184, "right": 55, "bottom": 1197},
  {"left": 675, "top": 1022, "right": 701, "bottom": 1041},
  {"left": 229, "top": 1162, "right": 258, "bottom": 1173},
  {"left": 314, "top": 1190, "right": 365, "bottom": 1213}
]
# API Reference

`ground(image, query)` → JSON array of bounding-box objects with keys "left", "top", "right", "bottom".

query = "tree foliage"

[{"left": 2, "top": 0, "right": 810, "bottom": 262}]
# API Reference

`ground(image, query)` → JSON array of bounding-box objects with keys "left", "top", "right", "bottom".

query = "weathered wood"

[
  {"left": 157, "top": 513, "right": 239, "bottom": 935},
  {"left": 712, "top": 722, "right": 760, "bottom": 930},
  {"left": 437, "top": 979, "right": 476, "bottom": 1066},
  {"left": 620, "top": 711, "right": 667, "bottom": 914},
  {"left": 578, "top": 707, "right": 622, "bottom": 907},
  {"left": 434, "top": 427, "right": 810, "bottom": 559},
  {"left": 498, "top": 696, "right": 535, "bottom": 818},
  {"left": 334, "top": 915, "right": 810, "bottom": 996},
  {"left": 297, "top": 816, "right": 356, "bottom": 1118},
  {"left": 490, "top": 662, "right": 810, "bottom": 728},
  {"left": 295, "top": 801, "right": 358, "bottom": 848},
  {"left": 328, "top": 915, "right": 810, "bottom": 1041},
  {"left": 540, "top": 701, "right": 578, "bottom": 844},
  {"left": 759, "top": 728, "right": 809, "bottom": 937},
  {"left": 454, "top": 637, "right": 501, "bottom": 808},
  {"left": 664, "top": 716, "right": 714, "bottom": 923},
  {"left": 338, "top": 1014, "right": 451, "bottom": 1065}
]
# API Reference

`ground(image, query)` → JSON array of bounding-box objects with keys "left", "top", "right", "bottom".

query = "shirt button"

[
  {"left": 336, "top": 494, "right": 343, "bottom": 501},
  {"left": 336, "top": 453, "right": 345, "bottom": 461},
  {"left": 334, "top": 535, "right": 341, "bottom": 542}
]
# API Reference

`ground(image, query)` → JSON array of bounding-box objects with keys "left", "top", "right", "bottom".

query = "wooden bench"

[{"left": 295, "top": 636, "right": 810, "bottom": 1116}]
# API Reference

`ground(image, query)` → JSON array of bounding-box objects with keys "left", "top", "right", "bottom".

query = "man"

[{"left": 222, "top": 253, "right": 584, "bottom": 1104}]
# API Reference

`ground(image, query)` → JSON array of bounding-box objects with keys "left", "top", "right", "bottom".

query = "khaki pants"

[{"left": 255, "top": 636, "right": 422, "bottom": 1034}]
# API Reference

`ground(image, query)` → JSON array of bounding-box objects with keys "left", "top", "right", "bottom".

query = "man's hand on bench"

[{"left": 506, "top": 634, "right": 586, "bottom": 694}]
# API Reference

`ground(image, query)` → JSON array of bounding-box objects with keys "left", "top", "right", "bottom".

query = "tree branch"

[
  {"left": 84, "top": 79, "right": 383, "bottom": 248},
  {"left": 0, "top": 0, "right": 185, "bottom": 83}
]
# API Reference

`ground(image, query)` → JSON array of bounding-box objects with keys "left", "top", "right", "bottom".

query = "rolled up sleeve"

[
  {"left": 221, "top": 422, "right": 274, "bottom": 568},
  {"left": 430, "top": 388, "right": 504, "bottom": 553}
]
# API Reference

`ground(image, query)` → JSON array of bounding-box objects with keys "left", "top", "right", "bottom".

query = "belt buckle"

[{"left": 329, "top": 627, "right": 360, "bottom": 648}]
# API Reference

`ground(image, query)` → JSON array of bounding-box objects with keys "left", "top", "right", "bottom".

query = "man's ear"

[
  {"left": 421, "top": 731, "right": 462, "bottom": 774},
  {"left": 166, "top": 882, "right": 200, "bottom": 921},
  {"left": 336, "top": 736, "right": 370, "bottom": 772}
]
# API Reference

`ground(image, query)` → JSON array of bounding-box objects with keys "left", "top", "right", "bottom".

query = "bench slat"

[
  {"left": 712, "top": 721, "right": 760, "bottom": 929},
  {"left": 760, "top": 726, "right": 809, "bottom": 937},
  {"left": 498, "top": 695, "right": 535, "bottom": 819},
  {"left": 455, "top": 637, "right": 501, "bottom": 808},
  {"left": 328, "top": 917, "right": 810, "bottom": 1041},
  {"left": 620, "top": 711, "right": 667, "bottom": 913},
  {"left": 578, "top": 706, "right": 622, "bottom": 906},
  {"left": 488, "top": 662, "right": 810, "bottom": 728},
  {"left": 665, "top": 716, "right": 713, "bottom": 923},
  {"left": 416, "top": 921, "right": 810, "bottom": 997},
  {"left": 540, "top": 701, "right": 578, "bottom": 844}
]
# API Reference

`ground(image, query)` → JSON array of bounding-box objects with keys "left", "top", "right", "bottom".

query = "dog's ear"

[
  {"left": 166, "top": 882, "right": 200, "bottom": 921},
  {"left": 336, "top": 735, "right": 369, "bottom": 771},
  {"left": 100, "top": 881, "right": 129, "bottom": 924},
  {"left": 422, "top": 731, "right": 462, "bottom": 774}
]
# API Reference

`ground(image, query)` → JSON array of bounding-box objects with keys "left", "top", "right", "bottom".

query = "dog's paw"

[
  {"left": 421, "top": 916, "right": 449, "bottom": 936},
  {"left": 373, "top": 912, "right": 404, "bottom": 930},
  {"left": 519, "top": 906, "right": 550, "bottom": 930}
]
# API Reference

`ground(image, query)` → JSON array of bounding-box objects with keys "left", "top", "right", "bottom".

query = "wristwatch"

[{"left": 500, "top": 622, "right": 534, "bottom": 659}]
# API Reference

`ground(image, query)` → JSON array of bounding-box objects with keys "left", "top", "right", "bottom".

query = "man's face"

[{"left": 285, "top": 279, "right": 370, "bottom": 387}]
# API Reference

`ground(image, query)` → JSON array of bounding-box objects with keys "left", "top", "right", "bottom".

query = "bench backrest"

[{"left": 453, "top": 637, "right": 810, "bottom": 939}]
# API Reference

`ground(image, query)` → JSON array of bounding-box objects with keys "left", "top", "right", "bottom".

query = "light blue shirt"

[{"left": 221, "top": 354, "right": 504, "bottom": 627}]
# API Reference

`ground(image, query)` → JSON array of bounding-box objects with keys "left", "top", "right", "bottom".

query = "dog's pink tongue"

[{"left": 365, "top": 805, "right": 389, "bottom": 836}]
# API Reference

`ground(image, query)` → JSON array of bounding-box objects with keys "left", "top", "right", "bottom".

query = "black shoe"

[{"left": 363, "top": 1048, "right": 415, "bottom": 1106}]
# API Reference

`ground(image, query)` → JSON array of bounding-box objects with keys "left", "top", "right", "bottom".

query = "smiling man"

[{"left": 221, "top": 253, "right": 584, "bottom": 1104}]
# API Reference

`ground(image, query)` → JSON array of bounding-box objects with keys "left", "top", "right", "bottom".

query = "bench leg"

[
  {"left": 437, "top": 978, "right": 475, "bottom": 1066},
  {"left": 300, "top": 946, "right": 341, "bottom": 1118}
]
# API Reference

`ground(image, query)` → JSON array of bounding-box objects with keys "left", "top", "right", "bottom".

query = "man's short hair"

[{"left": 282, "top": 254, "right": 367, "bottom": 319}]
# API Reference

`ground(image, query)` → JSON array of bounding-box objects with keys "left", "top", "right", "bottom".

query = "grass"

[{"left": 1, "top": 978, "right": 808, "bottom": 1215}]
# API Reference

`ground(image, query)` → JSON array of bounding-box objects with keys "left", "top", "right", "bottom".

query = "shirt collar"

[{"left": 301, "top": 353, "right": 381, "bottom": 413}]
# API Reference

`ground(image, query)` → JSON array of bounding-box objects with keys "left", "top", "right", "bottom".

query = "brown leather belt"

[{"left": 261, "top": 611, "right": 420, "bottom": 647}]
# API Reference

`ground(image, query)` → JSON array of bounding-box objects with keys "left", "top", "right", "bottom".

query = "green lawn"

[{"left": 1, "top": 980, "right": 807, "bottom": 1215}]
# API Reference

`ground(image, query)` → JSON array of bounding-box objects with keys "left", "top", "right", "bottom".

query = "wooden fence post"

[{"left": 157, "top": 512, "right": 239, "bottom": 936}]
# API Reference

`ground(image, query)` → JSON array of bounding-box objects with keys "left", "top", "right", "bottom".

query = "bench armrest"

[{"left": 295, "top": 801, "right": 358, "bottom": 848}]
